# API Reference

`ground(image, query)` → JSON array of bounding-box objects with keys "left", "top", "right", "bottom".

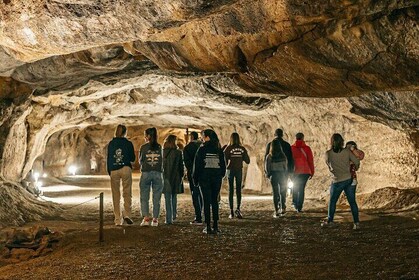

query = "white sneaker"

[
  {"left": 353, "top": 223, "right": 360, "bottom": 230},
  {"left": 140, "top": 217, "right": 151, "bottom": 227},
  {"left": 273, "top": 211, "right": 279, "bottom": 218},
  {"left": 115, "top": 217, "right": 123, "bottom": 226},
  {"left": 151, "top": 218, "right": 159, "bottom": 227}
]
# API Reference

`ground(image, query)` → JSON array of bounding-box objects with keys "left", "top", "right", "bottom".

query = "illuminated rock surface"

[{"left": 0, "top": 1, "right": 418, "bottom": 225}]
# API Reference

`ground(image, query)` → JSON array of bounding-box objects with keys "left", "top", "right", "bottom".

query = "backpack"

[{"left": 270, "top": 140, "right": 288, "bottom": 172}]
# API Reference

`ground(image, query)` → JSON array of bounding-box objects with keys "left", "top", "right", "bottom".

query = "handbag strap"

[{"left": 299, "top": 148, "right": 308, "bottom": 160}]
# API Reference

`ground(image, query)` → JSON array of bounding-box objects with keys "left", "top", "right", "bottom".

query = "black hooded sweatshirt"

[
  {"left": 193, "top": 142, "right": 226, "bottom": 186},
  {"left": 106, "top": 137, "right": 135, "bottom": 175}
]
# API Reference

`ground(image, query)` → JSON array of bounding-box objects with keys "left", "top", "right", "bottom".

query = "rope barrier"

[{"left": 64, "top": 195, "right": 100, "bottom": 210}]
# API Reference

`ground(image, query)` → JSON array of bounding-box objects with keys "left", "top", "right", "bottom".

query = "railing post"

[{"left": 99, "top": 192, "right": 104, "bottom": 243}]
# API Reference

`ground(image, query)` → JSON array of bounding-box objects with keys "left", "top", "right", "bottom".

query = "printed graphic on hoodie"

[
  {"left": 145, "top": 149, "right": 161, "bottom": 167},
  {"left": 204, "top": 153, "right": 220, "bottom": 169},
  {"left": 113, "top": 149, "right": 124, "bottom": 166}
]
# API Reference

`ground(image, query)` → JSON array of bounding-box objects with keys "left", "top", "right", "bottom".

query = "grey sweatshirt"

[{"left": 325, "top": 148, "right": 360, "bottom": 183}]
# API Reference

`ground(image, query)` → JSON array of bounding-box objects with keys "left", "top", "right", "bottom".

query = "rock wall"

[
  {"left": 30, "top": 93, "right": 418, "bottom": 201},
  {"left": 0, "top": 1, "right": 418, "bottom": 225}
]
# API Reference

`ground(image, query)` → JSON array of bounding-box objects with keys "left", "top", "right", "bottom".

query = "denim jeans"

[
  {"left": 187, "top": 171, "right": 203, "bottom": 222},
  {"left": 328, "top": 178, "right": 359, "bottom": 223},
  {"left": 164, "top": 192, "right": 177, "bottom": 224},
  {"left": 270, "top": 171, "right": 288, "bottom": 211},
  {"left": 140, "top": 171, "right": 163, "bottom": 219},
  {"left": 292, "top": 174, "right": 310, "bottom": 211},
  {"left": 227, "top": 169, "right": 243, "bottom": 210}
]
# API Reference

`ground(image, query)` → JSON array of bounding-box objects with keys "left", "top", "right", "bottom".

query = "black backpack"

[{"left": 270, "top": 139, "right": 288, "bottom": 172}]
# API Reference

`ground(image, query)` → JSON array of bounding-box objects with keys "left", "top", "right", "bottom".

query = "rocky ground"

[{"left": 0, "top": 176, "right": 418, "bottom": 279}]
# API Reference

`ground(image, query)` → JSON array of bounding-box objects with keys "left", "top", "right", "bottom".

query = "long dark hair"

[
  {"left": 163, "top": 134, "right": 177, "bottom": 149},
  {"left": 115, "top": 124, "right": 127, "bottom": 138},
  {"left": 203, "top": 129, "right": 221, "bottom": 149},
  {"left": 229, "top": 132, "right": 241, "bottom": 146},
  {"left": 331, "top": 133, "right": 344, "bottom": 153},
  {"left": 145, "top": 127, "right": 159, "bottom": 149}
]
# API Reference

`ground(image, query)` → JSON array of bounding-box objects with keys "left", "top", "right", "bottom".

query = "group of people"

[{"left": 106, "top": 125, "right": 364, "bottom": 234}]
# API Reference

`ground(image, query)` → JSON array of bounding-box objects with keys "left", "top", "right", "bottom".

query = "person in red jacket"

[{"left": 291, "top": 132, "right": 314, "bottom": 212}]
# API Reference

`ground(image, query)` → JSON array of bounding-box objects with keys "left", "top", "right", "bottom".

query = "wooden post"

[
  {"left": 185, "top": 128, "right": 189, "bottom": 143},
  {"left": 99, "top": 192, "right": 104, "bottom": 243}
]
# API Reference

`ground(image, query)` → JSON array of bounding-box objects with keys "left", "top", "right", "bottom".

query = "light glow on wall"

[{"left": 68, "top": 165, "right": 77, "bottom": 176}]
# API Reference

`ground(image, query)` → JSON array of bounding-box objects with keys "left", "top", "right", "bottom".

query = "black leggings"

[
  {"left": 200, "top": 178, "right": 222, "bottom": 228},
  {"left": 227, "top": 169, "right": 243, "bottom": 210}
]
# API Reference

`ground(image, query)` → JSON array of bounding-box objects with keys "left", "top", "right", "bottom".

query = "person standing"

[
  {"left": 322, "top": 134, "right": 361, "bottom": 229},
  {"left": 162, "top": 135, "right": 184, "bottom": 225},
  {"left": 291, "top": 132, "right": 314, "bottom": 213},
  {"left": 106, "top": 124, "right": 136, "bottom": 226},
  {"left": 265, "top": 139, "right": 288, "bottom": 218},
  {"left": 139, "top": 127, "right": 163, "bottom": 227},
  {"left": 224, "top": 132, "right": 250, "bottom": 219},
  {"left": 193, "top": 129, "right": 226, "bottom": 234},
  {"left": 265, "top": 129, "right": 294, "bottom": 216},
  {"left": 183, "top": 131, "right": 203, "bottom": 225}
]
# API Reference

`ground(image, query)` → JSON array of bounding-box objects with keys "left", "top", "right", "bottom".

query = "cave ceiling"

[{"left": 0, "top": 0, "right": 418, "bottom": 130}]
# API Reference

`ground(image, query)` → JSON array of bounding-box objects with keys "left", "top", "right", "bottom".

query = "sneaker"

[
  {"left": 321, "top": 219, "right": 335, "bottom": 227},
  {"left": 140, "top": 217, "right": 151, "bottom": 227},
  {"left": 235, "top": 209, "right": 243, "bottom": 219},
  {"left": 228, "top": 214, "right": 234, "bottom": 219},
  {"left": 124, "top": 217, "right": 134, "bottom": 225},
  {"left": 190, "top": 220, "right": 203, "bottom": 225},
  {"left": 151, "top": 218, "right": 159, "bottom": 227},
  {"left": 353, "top": 223, "right": 360, "bottom": 230},
  {"left": 279, "top": 208, "right": 286, "bottom": 216},
  {"left": 115, "top": 217, "right": 123, "bottom": 226},
  {"left": 203, "top": 227, "right": 214, "bottom": 234},
  {"left": 273, "top": 211, "right": 280, "bottom": 218},
  {"left": 213, "top": 227, "right": 221, "bottom": 234}
]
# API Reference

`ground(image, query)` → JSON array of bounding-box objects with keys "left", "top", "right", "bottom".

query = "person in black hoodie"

[
  {"left": 106, "top": 124, "right": 136, "bottom": 226},
  {"left": 139, "top": 127, "right": 163, "bottom": 227},
  {"left": 224, "top": 132, "right": 250, "bottom": 219},
  {"left": 183, "top": 131, "right": 203, "bottom": 225},
  {"left": 193, "top": 129, "right": 226, "bottom": 234},
  {"left": 162, "top": 134, "right": 184, "bottom": 225},
  {"left": 265, "top": 128, "right": 294, "bottom": 216}
]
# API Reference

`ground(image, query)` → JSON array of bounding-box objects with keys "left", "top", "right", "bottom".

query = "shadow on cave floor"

[{"left": 0, "top": 176, "right": 418, "bottom": 279}]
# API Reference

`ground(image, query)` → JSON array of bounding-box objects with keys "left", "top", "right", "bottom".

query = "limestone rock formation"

[{"left": 0, "top": 1, "right": 418, "bottom": 224}]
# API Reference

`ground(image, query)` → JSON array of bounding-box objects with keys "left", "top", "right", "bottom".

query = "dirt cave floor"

[{"left": 0, "top": 175, "right": 418, "bottom": 280}]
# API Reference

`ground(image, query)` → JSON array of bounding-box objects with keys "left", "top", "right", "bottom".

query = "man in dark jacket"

[
  {"left": 265, "top": 129, "right": 294, "bottom": 176},
  {"left": 107, "top": 124, "right": 136, "bottom": 226},
  {"left": 183, "top": 131, "right": 203, "bottom": 225},
  {"left": 265, "top": 128, "right": 294, "bottom": 216}
]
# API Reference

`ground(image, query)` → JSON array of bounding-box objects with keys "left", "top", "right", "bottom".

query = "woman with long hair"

[
  {"left": 224, "top": 132, "right": 250, "bottom": 219},
  {"left": 323, "top": 133, "right": 361, "bottom": 229},
  {"left": 193, "top": 129, "right": 226, "bottom": 234},
  {"left": 265, "top": 138, "right": 288, "bottom": 217},
  {"left": 106, "top": 124, "right": 136, "bottom": 225},
  {"left": 139, "top": 127, "right": 163, "bottom": 227},
  {"left": 162, "top": 134, "right": 184, "bottom": 224}
]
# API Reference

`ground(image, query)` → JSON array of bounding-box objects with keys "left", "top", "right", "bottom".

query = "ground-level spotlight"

[
  {"left": 68, "top": 165, "right": 77, "bottom": 176},
  {"left": 287, "top": 180, "right": 294, "bottom": 196}
]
